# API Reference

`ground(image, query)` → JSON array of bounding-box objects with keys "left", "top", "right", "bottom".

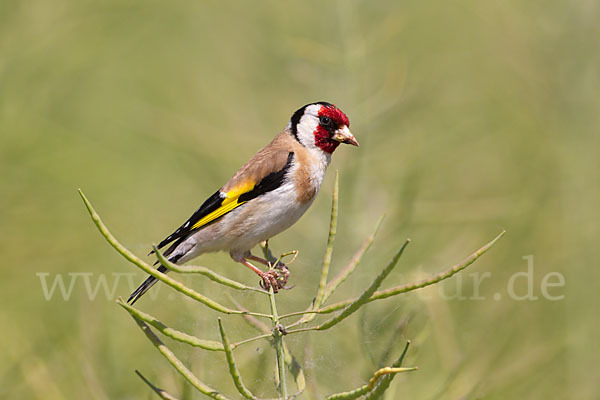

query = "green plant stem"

[
  {"left": 232, "top": 333, "right": 273, "bottom": 348},
  {"left": 316, "top": 230, "right": 506, "bottom": 315},
  {"left": 227, "top": 293, "right": 272, "bottom": 334},
  {"left": 79, "top": 190, "right": 271, "bottom": 320},
  {"left": 280, "top": 216, "right": 384, "bottom": 324},
  {"left": 325, "top": 366, "right": 417, "bottom": 400},
  {"left": 276, "top": 310, "right": 321, "bottom": 320},
  {"left": 283, "top": 239, "right": 410, "bottom": 333},
  {"left": 363, "top": 341, "right": 412, "bottom": 400},
  {"left": 117, "top": 298, "right": 224, "bottom": 351},
  {"left": 218, "top": 319, "right": 257, "bottom": 400},
  {"left": 153, "top": 245, "right": 265, "bottom": 294},
  {"left": 121, "top": 294, "right": 272, "bottom": 351},
  {"left": 128, "top": 314, "right": 231, "bottom": 400},
  {"left": 85, "top": 177, "right": 505, "bottom": 399},
  {"left": 281, "top": 230, "right": 506, "bottom": 322},
  {"left": 259, "top": 240, "right": 277, "bottom": 264},
  {"left": 313, "top": 171, "right": 339, "bottom": 310},
  {"left": 268, "top": 289, "right": 288, "bottom": 399},
  {"left": 228, "top": 295, "right": 305, "bottom": 396},
  {"left": 135, "top": 370, "right": 180, "bottom": 400},
  {"left": 318, "top": 239, "right": 410, "bottom": 331},
  {"left": 322, "top": 215, "right": 384, "bottom": 302}
]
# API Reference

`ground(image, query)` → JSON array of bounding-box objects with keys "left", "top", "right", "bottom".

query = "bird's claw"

[{"left": 259, "top": 262, "right": 290, "bottom": 293}]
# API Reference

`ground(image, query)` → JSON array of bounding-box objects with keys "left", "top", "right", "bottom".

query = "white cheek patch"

[{"left": 296, "top": 104, "right": 321, "bottom": 150}]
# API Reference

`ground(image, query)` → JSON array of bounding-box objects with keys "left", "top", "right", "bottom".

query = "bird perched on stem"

[{"left": 128, "top": 102, "right": 358, "bottom": 304}]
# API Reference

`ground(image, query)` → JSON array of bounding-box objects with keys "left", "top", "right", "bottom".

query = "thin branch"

[
  {"left": 325, "top": 366, "right": 417, "bottom": 400},
  {"left": 268, "top": 288, "right": 288, "bottom": 398},
  {"left": 232, "top": 333, "right": 273, "bottom": 348},
  {"left": 279, "top": 326, "right": 319, "bottom": 336},
  {"left": 284, "top": 215, "right": 384, "bottom": 324},
  {"left": 367, "top": 367, "right": 417, "bottom": 389},
  {"left": 273, "top": 231, "right": 503, "bottom": 337},
  {"left": 78, "top": 190, "right": 271, "bottom": 320},
  {"left": 286, "top": 239, "right": 410, "bottom": 333},
  {"left": 127, "top": 313, "right": 231, "bottom": 400},
  {"left": 259, "top": 240, "right": 278, "bottom": 264},
  {"left": 276, "top": 310, "right": 321, "bottom": 320},
  {"left": 364, "top": 341, "right": 412, "bottom": 400},
  {"left": 317, "top": 230, "right": 506, "bottom": 314},
  {"left": 228, "top": 295, "right": 305, "bottom": 396},
  {"left": 226, "top": 303, "right": 274, "bottom": 348},
  {"left": 322, "top": 215, "right": 384, "bottom": 302},
  {"left": 135, "top": 370, "right": 180, "bottom": 400},
  {"left": 153, "top": 245, "right": 265, "bottom": 294},
  {"left": 84, "top": 174, "right": 505, "bottom": 400},
  {"left": 218, "top": 319, "right": 258, "bottom": 400},
  {"left": 226, "top": 294, "right": 273, "bottom": 345},
  {"left": 117, "top": 298, "right": 224, "bottom": 351},
  {"left": 313, "top": 171, "right": 339, "bottom": 310}
]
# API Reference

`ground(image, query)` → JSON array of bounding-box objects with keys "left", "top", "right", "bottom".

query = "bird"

[{"left": 128, "top": 101, "right": 358, "bottom": 304}]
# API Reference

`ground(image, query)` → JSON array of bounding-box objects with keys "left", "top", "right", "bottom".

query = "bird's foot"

[
  {"left": 259, "top": 263, "right": 291, "bottom": 292},
  {"left": 240, "top": 254, "right": 293, "bottom": 293}
]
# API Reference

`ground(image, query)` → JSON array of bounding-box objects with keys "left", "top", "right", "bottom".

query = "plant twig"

[
  {"left": 135, "top": 370, "right": 180, "bottom": 400},
  {"left": 153, "top": 245, "right": 266, "bottom": 293},
  {"left": 325, "top": 366, "right": 417, "bottom": 400},
  {"left": 363, "top": 341, "right": 412, "bottom": 400},
  {"left": 84, "top": 177, "right": 505, "bottom": 399},
  {"left": 281, "top": 231, "right": 505, "bottom": 322},
  {"left": 226, "top": 294, "right": 275, "bottom": 347},
  {"left": 218, "top": 319, "right": 258, "bottom": 400},
  {"left": 117, "top": 298, "right": 224, "bottom": 351},
  {"left": 260, "top": 240, "right": 277, "bottom": 264},
  {"left": 313, "top": 171, "right": 339, "bottom": 310},
  {"left": 79, "top": 190, "right": 271, "bottom": 319},
  {"left": 317, "top": 239, "right": 410, "bottom": 331},
  {"left": 268, "top": 288, "right": 288, "bottom": 398},
  {"left": 228, "top": 295, "right": 305, "bottom": 396},
  {"left": 291, "top": 215, "right": 384, "bottom": 325},
  {"left": 317, "top": 231, "right": 506, "bottom": 314},
  {"left": 322, "top": 215, "right": 384, "bottom": 303},
  {"left": 285, "top": 239, "right": 410, "bottom": 333},
  {"left": 127, "top": 313, "right": 231, "bottom": 400}
]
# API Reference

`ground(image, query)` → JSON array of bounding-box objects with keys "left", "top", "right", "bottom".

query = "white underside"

[{"left": 172, "top": 155, "right": 329, "bottom": 264}]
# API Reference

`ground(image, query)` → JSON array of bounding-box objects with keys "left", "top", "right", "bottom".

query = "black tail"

[
  {"left": 128, "top": 238, "right": 186, "bottom": 305},
  {"left": 128, "top": 264, "right": 168, "bottom": 305}
]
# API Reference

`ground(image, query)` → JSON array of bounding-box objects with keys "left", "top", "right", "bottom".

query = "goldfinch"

[{"left": 128, "top": 102, "right": 358, "bottom": 304}]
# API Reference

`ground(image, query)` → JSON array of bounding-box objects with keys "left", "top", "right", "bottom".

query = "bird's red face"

[
  {"left": 290, "top": 102, "right": 358, "bottom": 154},
  {"left": 313, "top": 104, "right": 357, "bottom": 153}
]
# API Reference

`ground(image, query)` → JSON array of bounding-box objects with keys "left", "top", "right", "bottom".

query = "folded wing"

[{"left": 154, "top": 150, "right": 295, "bottom": 255}]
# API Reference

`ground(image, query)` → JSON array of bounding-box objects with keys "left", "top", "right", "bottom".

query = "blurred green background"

[{"left": 1, "top": 0, "right": 598, "bottom": 399}]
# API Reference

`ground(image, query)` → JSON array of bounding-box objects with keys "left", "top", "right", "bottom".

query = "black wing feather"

[
  {"left": 155, "top": 190, "right": 225, "bottom": 251},
  {"left": 131, "top": 153, "right": 295, "bottom": 305},
  {"left": 239, "top": 152, "right": 294, "bottom": 203},
  {"left": 153, "top": 151, "right": 294, "bottom": 253}
]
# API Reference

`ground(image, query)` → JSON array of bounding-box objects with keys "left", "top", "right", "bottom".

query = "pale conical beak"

[{"left": 332, "top": 125, "right": 359, "bottom": 147}]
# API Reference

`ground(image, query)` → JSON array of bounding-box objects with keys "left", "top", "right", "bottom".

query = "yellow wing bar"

[{"left": 190, "top": 181, "right": 255, "bottom": 230}]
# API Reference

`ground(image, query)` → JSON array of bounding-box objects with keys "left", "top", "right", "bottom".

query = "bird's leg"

[
  {"left": 239, "top": 258, "right": 281, "bottom": 293},
  {"left": 248, "top": 253, "right": 290, "bottom": 289},
  {"left": 243, "top": 253, "right": 291, "bottom": 291},
  {"left": 246, "top": 254, "right": 285, "bottom": 268},
  {"left": 245, "top": 254, "right": 270, "bottom": 266}
]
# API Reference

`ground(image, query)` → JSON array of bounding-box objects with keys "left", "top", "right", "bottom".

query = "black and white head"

[{"left": 289, "top": 102, "right": 358, "bottom": 156}]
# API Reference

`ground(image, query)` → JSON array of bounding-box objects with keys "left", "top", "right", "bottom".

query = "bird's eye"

[{"left": 319, "top": 116, "right": 332, "bottom": 126}]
